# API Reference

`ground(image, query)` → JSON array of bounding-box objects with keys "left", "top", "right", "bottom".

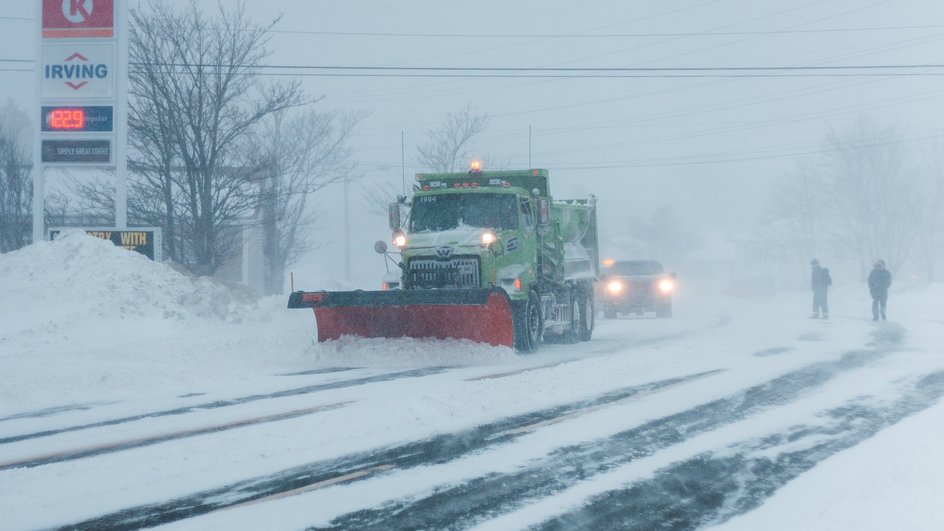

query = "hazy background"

[{"left": 3, "top": 0, "right": 944, "bottom": 289}]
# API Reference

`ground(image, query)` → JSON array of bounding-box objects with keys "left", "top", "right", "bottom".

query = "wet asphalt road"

[{"left": 4, "top": 322, "right": 940, "bottom": 530}]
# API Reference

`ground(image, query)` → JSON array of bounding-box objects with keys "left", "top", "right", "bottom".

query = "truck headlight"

[
  {"left": 481, "top": 231, "right": 497, "bottom": 245},
  {"left": 606, "top": 280, "right": 624, "bottom": 294},
  {"left": 392, "top": 230, "right": 407, "bottom": 248},
  {"left": 658, "top": 278, "right": 675, "bottom": 293}
]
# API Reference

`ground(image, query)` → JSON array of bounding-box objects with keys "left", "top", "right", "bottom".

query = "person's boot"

[
  {"left": 822, "top": 313, "right": 829, "bottom": 320},
  {"left": 881, "top": 312, "right": 886, "bottom": 320}
]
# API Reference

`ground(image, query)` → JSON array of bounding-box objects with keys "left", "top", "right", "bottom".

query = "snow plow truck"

[{"left": 288, "top": 164, "right": 599, "bottom": 352}]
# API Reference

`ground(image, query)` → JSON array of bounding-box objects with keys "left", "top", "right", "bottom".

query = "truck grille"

[{"left": 407, "top": 256, "right": 480, "bottom": 289}]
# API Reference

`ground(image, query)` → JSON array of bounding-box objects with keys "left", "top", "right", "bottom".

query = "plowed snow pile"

[
  {"left": 1, "top": 231, "right": 251, "bottom": 330},
  {"left": 0, "top": 232, "right": 312, "bottom": 407},
  {"left": 0, "top": 233, "right": 513, "bottom": 409}
]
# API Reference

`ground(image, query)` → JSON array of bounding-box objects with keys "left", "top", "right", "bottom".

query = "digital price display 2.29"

[{"left": 41, "top": 106, "right": 113, "bottom": 132}]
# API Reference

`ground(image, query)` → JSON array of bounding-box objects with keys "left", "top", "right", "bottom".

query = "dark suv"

[{"left": 601, "top": 260, "right": 675, "bottom": 318}]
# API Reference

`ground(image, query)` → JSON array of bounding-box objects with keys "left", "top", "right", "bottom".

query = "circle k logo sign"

[{"left": 42, "top": 0, "right": 114, "bottom": 38}]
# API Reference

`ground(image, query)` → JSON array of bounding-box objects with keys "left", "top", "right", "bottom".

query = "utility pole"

[
  {"left": 31, "top": 0, "right": 42, "bottom": 244},
  {"left": 401, "top": 131, "right": 405, "bottom": 195},
  {"left": 115, "top": 0, "right": 129, "bottom": 228},
  {"left": 262, "top": 116, "right": 281, "bottom": 295},
  {"left": 343, "top": 177, "right": 351, "bottom": 281},
  {"left": 263, "top": 159, "right": 279, "bottom": 295}
]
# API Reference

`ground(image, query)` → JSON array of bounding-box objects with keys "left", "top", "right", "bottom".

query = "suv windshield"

[
  {"left": 611, "top": 261, "right": 664, "bottom": 275},
  {"left": 410, "top": 193, "right": 518, "bottom": 232}
]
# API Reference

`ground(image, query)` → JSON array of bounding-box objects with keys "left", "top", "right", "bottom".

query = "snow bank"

[
  {"left": 0, "top": 231, "right": 255, "bottom": 328},
  {"left": 0, "top": 233, "right": 515, "bottom": 409},
  {"left": 0, "top": 233, "right": 307, "bottom": 409}
]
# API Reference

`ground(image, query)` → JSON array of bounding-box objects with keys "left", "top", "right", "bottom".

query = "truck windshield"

[{"left": 410, "top": 193, "right": 518, "bottom": 232}]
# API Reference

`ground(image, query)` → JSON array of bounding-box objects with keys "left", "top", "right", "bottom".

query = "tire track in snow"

[
  {"left": 317, "top": 325, "right": 902, "bottom": 530},
  {"left": 0, "top": 367, "right": 445, "bottom": 446},
  {"left": 468, "top": 315, "right": 731, "bottom": 382},
  {"left": 0, "top": 401, "right": 117, "bottom": 423},
  {"left": 59, "top": 369, "right": 723, "bottom": 530},
  {"left": 0, "top": 369, "right": 355, "bottom": 427},
  {"left": 0, "top": 402, "right": 351, "bottom": 471},
  {"left": 539, "top": 370, "right": 944, "bottom": 530}
]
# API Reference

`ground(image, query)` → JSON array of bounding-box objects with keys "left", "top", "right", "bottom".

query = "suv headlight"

[
  {"left": 606, "top": 280, "right": 624, "bottom": 294},
  {"left": 658, "top": 278, "right": 674, "bottom": 293}
]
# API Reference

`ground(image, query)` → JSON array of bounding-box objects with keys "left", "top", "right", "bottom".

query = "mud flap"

[{"left": 287, "top": 288, "right": 515, "bottom": 347}]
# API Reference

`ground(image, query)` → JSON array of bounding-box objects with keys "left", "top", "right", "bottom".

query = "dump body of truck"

[{"left": 289, "top": 167, "right": 599, "bottom": 352}]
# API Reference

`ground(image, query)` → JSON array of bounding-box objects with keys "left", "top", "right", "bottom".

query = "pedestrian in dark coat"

[
  {"left": 810, "top": 259, "right": 831, "bottom": 319},
  {"left": 868, "top": 260, "right": 892, "bottom": 320}
]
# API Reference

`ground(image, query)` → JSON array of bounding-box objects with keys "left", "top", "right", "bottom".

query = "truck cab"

[{"left": 388, "top": 166, "right": 598, "bottom": 351}]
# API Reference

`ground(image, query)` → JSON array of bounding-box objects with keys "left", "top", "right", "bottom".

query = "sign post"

[
  {"left": 35, "top": 0, "right": 125, "bottom": 242},
  {"left": 32, "top": 0, "right": 43, "bottom": 245}
]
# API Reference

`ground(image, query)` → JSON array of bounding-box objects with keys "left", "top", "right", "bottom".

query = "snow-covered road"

[{"left": 2, "top": 234, "right": 944, "bottom": 530}]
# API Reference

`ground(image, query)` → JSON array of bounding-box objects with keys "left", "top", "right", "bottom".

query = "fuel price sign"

[{"left": 41, "top": 105, "right": 113, "bottom": 132}]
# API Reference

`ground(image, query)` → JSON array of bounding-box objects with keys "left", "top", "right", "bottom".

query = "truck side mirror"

[
  {"left": 537, "top": 198, "right": 550, "bottom": 226},
  {"left": 388, "top": 202, "right": 401, "bottom": 230},
  {"left": 374, "top": 240, "right": 388, "bottom": 254}
]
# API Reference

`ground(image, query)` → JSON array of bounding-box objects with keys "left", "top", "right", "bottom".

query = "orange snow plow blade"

[{"left": 287, "top": 288, "right": 515, "bottom": 347}]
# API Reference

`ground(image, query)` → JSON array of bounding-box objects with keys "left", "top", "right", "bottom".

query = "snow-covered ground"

[{"left": 1, "top": 233, "right": 943, "bottom": 530}]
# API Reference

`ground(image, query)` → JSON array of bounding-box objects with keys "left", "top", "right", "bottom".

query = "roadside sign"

[
  {"left": 49, "top": 227, "right": 163, "bottom": 261},
  {"left": 41, "top": 105, "right": 113, "bottom": 132},
  {"left": 42, "top": 44, "right": 115, "bottom": 99},
  {"left": 41, "top": 139, "right": 113, "bottom": 164},
  {"left": 42, "top": 0, "right": 114, "bottom": 39}
]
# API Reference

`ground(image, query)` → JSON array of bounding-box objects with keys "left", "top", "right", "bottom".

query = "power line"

[
  {"left": 9, "top": 56, "right": 944, "bottom": 72},
  {"left": 267, "top": 24, "right": 944, "bottom": 39},
  {"left": 550, "top": 129, "right": 944, "bottom": 170},
  {"left": 201, "top": 72, "right": 944, "bottom": 79},
  {"left": 129, "top": 62, "right": 944, "bottom": 72}
]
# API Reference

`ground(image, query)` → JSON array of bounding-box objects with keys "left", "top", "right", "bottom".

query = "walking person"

[
  {"left": 810, "top": 259, "right": 832, "bottom": 319},
  {"left": 868, "top": 260, "right": 892, "bottom": 321}
]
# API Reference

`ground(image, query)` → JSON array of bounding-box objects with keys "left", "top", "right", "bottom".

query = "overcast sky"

[{"left": 3, "top": 0, "right": 944, "bottom": 286}]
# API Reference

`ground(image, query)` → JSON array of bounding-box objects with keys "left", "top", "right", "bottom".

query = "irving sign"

[
  {"left": 42, "top": 0, "right": 114, "bottom": 39},
  {"left": 42, "top": 44, "right": 115, "bottom": 98}
]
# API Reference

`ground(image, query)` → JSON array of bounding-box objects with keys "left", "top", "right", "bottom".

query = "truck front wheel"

[{"left": 514, "top": 290, "right": 543, "bottom": 353}]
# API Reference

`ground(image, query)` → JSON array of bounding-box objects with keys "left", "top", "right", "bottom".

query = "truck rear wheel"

[
  {"left": 577, "top": 287, "right": 594, "bottom": 341},
  {"left": 563, "top": 288, "right": 581, "bottom": 344},
  {"left": 514, "top": 290, "right": 543, "bottom": 353}
]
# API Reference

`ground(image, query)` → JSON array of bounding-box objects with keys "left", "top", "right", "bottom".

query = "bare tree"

[
  {"left": 760, "top": 160, "right": 832, "bottom": 273},
  {"left": 762, "top": 119, "right": 923, "bottom": 277},
  {"left": 415, "top": 105, "right": 489, "bottom": 172},
  {"left": 360, "top": 106, "right": 490, "bottom": 218},
  {"left": 250, "top": 108, "right": 364, "bottom": 294},
  {"left": 0, "top": 100, "right": 32, "bottom": 252},
  {"left": 128, "top": 1, "right": 306, "bottom": 274},
  {"left": 361, "top": 180, "right": 405, "bottom": 218},
  {"left": 912, "top": 142, "right": 944, "bottom": 281},
  {"left": 819, "top": 121, "right": 920, "bottom": 275}
]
